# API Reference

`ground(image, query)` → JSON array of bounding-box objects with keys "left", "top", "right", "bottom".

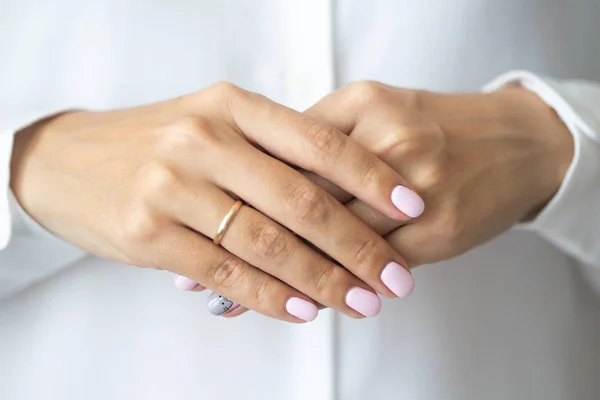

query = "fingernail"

[
  {"left": 285, "top": 297, "right": 318, "bottom": 322},
  {"left": 345, "top": 287, "right": 382, "bottom": 317},
  {"left": 381, "top": 261, "right": 414, "bottom": 297},
  {"left": 174, "top": 274, "right": 199, "bottom": 291},
  {"left": 207, "top": 292, "right": 240, "bottom": 316},
  {"left": 391, "top": 186, "right": 424, "bottom": 218}
]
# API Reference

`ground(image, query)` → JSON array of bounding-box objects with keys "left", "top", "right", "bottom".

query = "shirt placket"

[{"left": 279, "top": 1, "right": 337, "bottom": 400}]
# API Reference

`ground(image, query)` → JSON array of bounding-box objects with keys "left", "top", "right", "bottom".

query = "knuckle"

[
  {"left": 412, "top": 164, "right": 445, "bottom": 193},
  {"left": 400, "top": 88, "right": 424, "bottom": 110},
  {"left": 157, "top": 116, "right": 217, "bottom": 158},
  {"left": 206, "top": 81, "right": 246, "bottom": 110},
  {"left": 304, "top": 122, "right": 346, "bottom": 160},
  {"left": 347, "top": 80, "right": 384, "bottom": 106},
  {"left": 376, "top": 128, "right": 413, "bottom": 156},
  {"left": 352, "top": 238, "right": 385, "bottom": 268},
  {"left": 212, "top": 257, "right": 246, "bottom": 290},
  {"left": 250, "top": 277, "right": 271, "bottom": 310},
  {"left": 312, "top": 266, "right": 342, "bottom": 300},
  {"left": 384, "top": 123, "right": 445, "bottom": 159},
  {"left": 176, "top": 115, "right": 213, "bottom": 135},
  {"left": 248, "top": 221, "right": 291, "bottom": 261},
  {"left": 159, "top": 125, "right": 196, "bottom": 157},
  {"left": 209, "top": 81, "right": 241, "bottom": 96},
  {"left": 437, "top": 209, "right": 464, "bottom": 244},
  {"left": 358, "top": 156, "right": 382, "bottom": 187},
  {"left": 287, "top": 183, "right": 331, "bottom": 224},
  {"left": 120, "top": 207, "right": 162, "bottom": 246},
  {"left": 137, "top": 161, "right": 180, "bottom": 199}
]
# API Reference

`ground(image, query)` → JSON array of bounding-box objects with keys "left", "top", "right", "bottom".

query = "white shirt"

[{"left": 1, "top": 1, "right": 600, "bottom": 399}]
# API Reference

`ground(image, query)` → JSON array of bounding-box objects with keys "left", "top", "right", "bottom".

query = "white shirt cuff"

[
  {"left": 0, "top": 112, "right": 86, "bottom": 299},
  {"left": 0, "top": 128, "right": 15, "bottom": 250}
]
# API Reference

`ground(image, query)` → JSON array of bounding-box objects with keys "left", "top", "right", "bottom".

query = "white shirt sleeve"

[
  {"left": 0, "top": 115, "right": 86, "bottom": 301},
  {"left": 485, "top": 71, "right": 600, "bottom": 268}
]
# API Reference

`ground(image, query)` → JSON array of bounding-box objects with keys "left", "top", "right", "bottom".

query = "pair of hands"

[{"left": 9, "top": 80, "right": 573, "bottom": 323}]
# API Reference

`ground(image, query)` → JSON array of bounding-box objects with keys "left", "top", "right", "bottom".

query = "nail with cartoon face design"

[{"left": 207, "top": 292, "right": 240, "bottom": 316}]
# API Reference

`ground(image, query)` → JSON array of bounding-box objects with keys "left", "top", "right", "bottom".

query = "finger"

[
  {"left": 220, "top": 301, "right": 325, "bottom": 319},
  {"left": 220, "top": 304, "right": 249, "bottom": 318},
  {"left": 219, "top": 204, "right": 379, "bottom": 318},
  {"left": 302, "top": 89, "right": 419, "bottom": 237},
  {"left": 300, "top": 171, "right": 352, "bottom": 203},
  {"left": 304, "top": 87, "right": 361, "bottom": 134},
  {"left": 303, "top": 81, "right": 394, "bottom": 134},
  {"left": 223, "top": 87, "right": 424, "bottom": 220},
  {"left": 300, "top": 171, "right": 406, "bottom": 236},
  {"left": 385, "top": 224, "right": 431, "bottom": 268},
  {"left": 385, "top": 215, "right": 471, "bottom": 269},
  {"left": 345, "top": 199, "right": 405, "bottom": 236},
  {"left": 166, "top": 182, "right": 380, "bottom": 317},
  {"left": 182, "top": 158, "right": 413, "bottom": 300},
  {"left": 217, "top": 296, "right": 325, "bottom": 318},
  {"left": 173, "top": 274, "right": 206, "bottom": 291},
  {"left": 304, "top": 84, "right": 425, "bottom": 218},
  {"left": 156, "top": 225, "right": 319, "bottom": 323}
]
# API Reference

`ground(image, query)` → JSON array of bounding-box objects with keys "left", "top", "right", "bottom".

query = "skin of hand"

[
  {"left": 305, "top": 81, "right": 574, "bottom": 267},
  {"left": 207, "top": 82, "right": 573, "bottom": 319},
  {"left": 9, "top": 82, "right": 425, "bottom": 323}
]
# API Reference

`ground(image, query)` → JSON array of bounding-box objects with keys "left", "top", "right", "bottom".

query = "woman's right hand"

[{"left": 10, "top": 82, "right": 422, "bottom": 322}]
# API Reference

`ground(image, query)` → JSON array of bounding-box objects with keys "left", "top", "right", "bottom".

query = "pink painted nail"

[
  {"left": 381, "top": 261, "right": 414, "bottom": 297},
  {"left": 174, "top": 275, "right": 199, "bottom": 291},
  {"left": 286, "top": 297, "right": 318, "bottom": 322},
  {"left": 345, "top": 287, "right": 382, "bottom": 317},
  {"left": 391, "top": 186, "right": 424, "bottom": 218}
]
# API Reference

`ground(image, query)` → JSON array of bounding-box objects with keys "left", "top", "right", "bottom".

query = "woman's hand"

[
  {"left": 306, "top": 81, "right": 574, "bottom": 267},
  {"left": 10, "top": 82, "right": 423, "bottom": 322}
]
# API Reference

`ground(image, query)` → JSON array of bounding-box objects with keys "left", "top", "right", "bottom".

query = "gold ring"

[{"left": 213, "top": 200, "right": 243, "bottom": 245}]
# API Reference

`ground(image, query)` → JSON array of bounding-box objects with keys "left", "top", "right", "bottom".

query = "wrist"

[
  {"left": 9, "top": 110, "right": 84, "bottom": 222},
  {"left": 491, "top": 86, "right": 574, "bottom": 220}
]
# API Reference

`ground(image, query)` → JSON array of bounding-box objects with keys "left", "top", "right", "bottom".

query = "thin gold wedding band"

[{"left": 213, "top": 200, "right": 243, "bottom": 246}]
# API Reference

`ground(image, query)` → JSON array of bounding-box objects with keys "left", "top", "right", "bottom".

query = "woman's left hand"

[{"left": 305, "top": 81, "right": 574, "bottom": 267}]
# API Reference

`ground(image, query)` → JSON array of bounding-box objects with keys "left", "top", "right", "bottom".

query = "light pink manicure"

[
  {"left": 345, "top": 287, "right": 382, "bottom": 317},
  {"left": 286, "top": 297, "right": 318, "bottom": 322},
  {"left": 381, "top": 261, "right": 414, "bottom": 297},
  {"left": 391, "top": 186, "right": 425, "bottom": 218},
  {"left": 174, "top": 275, "right": 199, "bottom": 291}
]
